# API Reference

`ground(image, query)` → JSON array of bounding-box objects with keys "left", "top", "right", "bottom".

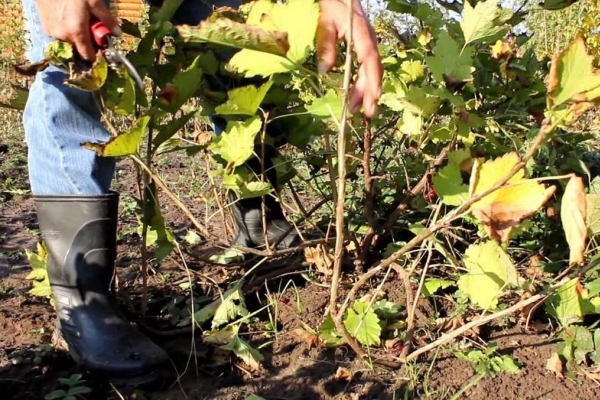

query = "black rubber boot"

[
  {"left": 229, "top": 147, "right": 299, "bottom": 250},
  {"left": 34, "top": 192, "right": 170, "bottom": 386},
  {"left": 229, "top": 191, "right": 299, "bottom": 250}
]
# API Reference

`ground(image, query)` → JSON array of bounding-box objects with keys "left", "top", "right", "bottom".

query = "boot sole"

[{"left": 52, "top": 330, "right": 174, "bottom": 390}]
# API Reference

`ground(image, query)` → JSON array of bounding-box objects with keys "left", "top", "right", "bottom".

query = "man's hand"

[
  {"left": 317, "top": 0, "right": 383, "bottom": 118},
  {"left": 35, "top": 0, "right": 121, "bottom": 62}
]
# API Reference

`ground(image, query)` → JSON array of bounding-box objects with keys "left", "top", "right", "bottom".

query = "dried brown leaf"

[
  {"left": 334, "top": 367, "right": 353, "bottom": 381},
  {"left": 304, "top": 244, "right": 333, "bottom": 275},
  {"left": 546, "top": 352, "right": 564, "bottom": 378}
]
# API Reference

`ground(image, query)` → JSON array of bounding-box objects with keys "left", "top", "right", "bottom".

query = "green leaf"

[
  {"left": 586, "top": 278, "right": 600, "bottom": 297},
  {"left": 373, "top": 299, "right": 402, "bottom": 319},
  {"left": 82, "top": 116, "right": 150, "bottom": 157},
  {"left": 432, "top": 149, "right": 470, "bottom": 206},
  {"left": 208, "top": 248, "right": 245, "bottom": 265},
  {"left": 400, "top": 60, "right": 425, "bottom": 83},
  {"left": 239, "top": 181, "right": 273, "bottom": 199},
  {"left": 460, "top": 0, "right": 508, "bottom": 45},
  {"left": 245, "top": 395, "right": 267, "bottom": 400},
  {"left": 45, "top": 390, "right": 67, "bottom": 400},
  {"left": 457, "top": 241, "right": 521, "bottom": 310},
  {"left": 425, "top": 31, "right": 474, "bottom": 84},
  {"left": 423, "top": 278, "right": 454, "bottom": 297},
  {"left": 29, "top": 282, "right": 52, "bottom": 298},
  {"left": 150, "top": 0, "right": 184, "bottom": 23},
  {"left": 221, "top": 335, "right": 264, "bottom": 370},
  {"left": 65, "top": 52, "right": 108, "bottom": 92},
  {"left": 228, "top": 0, "right": 320, "bottom": 77},
  {"left": 498, "top": 355, "right": 521, "bottom": 373},
  {"left": 215, "top": 81, "right": 273, "bottom": 116},
  {"left": 25, "top": 243, "right": 48, "bottom": 282},
  {"left": 103, "top": 72, "right": 137, "bottom": 116},
  {"left": 546, "top": 278, "right": 590, "bottom": 325},
  {"left": 343, "top": 301, "right": 382, "bottom": 346},
  {"left": 153, "top": 112, "right": 196, "bottom": 150},
  {"left": 548, "top": 36, "right": 600, "bottom": 107},
  {"left": 67, "top": 386, "right": 92, "bottom": 396},
  {"left": 44, "top": 40, "right": 73, "bottom": 66},
  {"left": 318, "top": 315, "right": 345, "bottom": 347},
  {"left": 212, "top": 287, "right": 248, "bottom": 329},
  {"left": 157, "top": 56, "right": 203, "bottom": 113},
  {"left": 208, "top": 117, "right": 262, "bottom": 167},
  {"left": 305, "top": 89, "right": 346, "bottom": 120},
  {"left": 0, "top": 84, "right": 29, "bottom": 111},
  {"left": 398, "top": 109, "right": 422, "bottom": 136}
]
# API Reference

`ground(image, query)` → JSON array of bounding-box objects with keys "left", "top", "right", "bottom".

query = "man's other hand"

[{"left": 317, "top": 0, "right": 383, "bottom": 118}]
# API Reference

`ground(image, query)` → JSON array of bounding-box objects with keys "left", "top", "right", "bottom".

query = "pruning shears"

[{"left": 90, "top": 19, "right": 144, "bottom": 91}]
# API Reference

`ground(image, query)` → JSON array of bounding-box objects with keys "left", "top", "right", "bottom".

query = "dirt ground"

[{"left": 2, "top": 138, "right": 600, "bottom": 400}]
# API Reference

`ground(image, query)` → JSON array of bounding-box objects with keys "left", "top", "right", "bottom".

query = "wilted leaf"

[
  {"left": 14, "top": 59, "right": 51, "bottom": 76},
  {"left": 470, "top": 152, "right": 556, "bottom": 243},
  {"left": 221, "top": 336, "right": 264, "bottom": 371},
  {"left": 215, "top": 81, "right": 273, "bottom": 116},
  {"left": 304, "top": 244, "right": 333, "bottom": 275},
  {"left": 177, "top": 18, "right": 289, "bottom": 57},
  {"left": 343, "top": 301, "right": 382, "bottom": 346},
  {"left": 460, "top": 0, "right": 508, "bottom": 45},
  {"left": 334, "top": 367, "right": 353, "bottom": 381},
  {"left": 425, "top": 31, "right": 473, "bottom": 85},
  {"left": 208, "top": 117, "right": 262, "bottom": 167},
  {"left": 203, "top": 325, "right": 239, "bottom": 345},
  {"left": 561, "top": 175, "right": 587, "bottom": 265},
  {"left": 548, "top": 36, "right": 600, "bottom": 107},
  {"left": 436, "top": 315, "right": 480, "bottom": 337},
  {"left": 545, "top": 352, "right": 564, "bottom": 377},
  {"left": 491, "top": 40, "right": 512, "bottom": 60},
  {"left": 228, "top": 0, "right": 320, "bottom": 77},
  {"left": 82, "top": 116, "right": 150, "bottom": 157},
  {"left": 457, "top": 241, "right": 521, "bottom": 310},
  {"left": 65, "top": 52, "right": 108, "bottom": 91},
  {"left": 292, "top": 327, "right": 322, "bottom": 349}
]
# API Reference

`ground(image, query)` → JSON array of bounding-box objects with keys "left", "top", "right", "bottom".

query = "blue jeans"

[{"left": 22, "top": 0, "right": 241, "bottom": 196}]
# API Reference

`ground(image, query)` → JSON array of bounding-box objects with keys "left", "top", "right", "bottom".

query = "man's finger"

[
  {"left": 89, "top": 0, "right": 122, "bottom": 36},
  {"left": 316, "top": 14, "right": 338, "bottom": 75},
  {"left": 73, "top": 30, "right": 97, "bottom": 61}
]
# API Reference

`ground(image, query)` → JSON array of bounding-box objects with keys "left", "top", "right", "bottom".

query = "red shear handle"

[{"left": 90, "top": 19, "right": 112, "bottom": 48}]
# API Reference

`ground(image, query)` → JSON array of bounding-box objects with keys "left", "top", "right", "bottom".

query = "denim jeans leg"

[{"left": 22, "top": 0, "right": 116, "bottom": 196}]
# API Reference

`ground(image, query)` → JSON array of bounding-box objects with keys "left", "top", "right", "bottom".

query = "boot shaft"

[{"left": 34, "top": 193, "right": 119, "bottom": 295}]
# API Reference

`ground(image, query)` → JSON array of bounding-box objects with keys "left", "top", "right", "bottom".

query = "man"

[{"left": 22, "top": 0, "right": 382, "bottom": 385}]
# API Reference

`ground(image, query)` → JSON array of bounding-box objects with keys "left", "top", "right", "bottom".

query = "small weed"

[{"left": 45, "top": 374, "right": 92, "bottom": 400}]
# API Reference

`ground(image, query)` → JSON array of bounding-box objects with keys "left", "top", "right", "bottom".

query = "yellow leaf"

[
  {"left": 548, "top": 36, "right": 600, "bottom": 107},
  {"left": 65, "top": 51, "right": 108, "bottom": 92},
  {"left": 470, "top": 153, "right": 556, "bottom": 243},
  {"left": 490, "top": 40, "right": 512, "bottom": 60},
  {"left": 561, "top": 175, "right": 587, "bottom": 265},
  {"left": 82, "top": 116, "right": 150, "bottom": 157}
]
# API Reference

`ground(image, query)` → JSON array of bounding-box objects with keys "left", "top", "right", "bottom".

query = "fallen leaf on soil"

[
  {"left": 334, "top": 367, "right": 353, "bottom": 381},
  {"left": 436, "top": 316, "right": 480, "bottom": 338},
  {"left": 546, "top": 352, "right": 564, "bottom": 378},
  {"left": 470, "top": 152, "right": 556, "bottom": 243},
  {"left": 561, "top": 175, "right": 587, "bottom": 265},
  {"left": 291, "top": 327, "right": 323, "bottom": 349},
  {"left": 304, "top": 244, "right": 333, "bottom": 275}
]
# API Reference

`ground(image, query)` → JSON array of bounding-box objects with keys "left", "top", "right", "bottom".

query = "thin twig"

[
  {"left": 358, "top": 118, "right": 376, "bottom": 270},
  {"left": 130, "top": 154, "right": 213, "bottom": 241}
]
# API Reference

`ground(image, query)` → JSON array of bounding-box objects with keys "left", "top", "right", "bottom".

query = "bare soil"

[{"left": 2, "top": 139, "right": 600, "bottom": 400}]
